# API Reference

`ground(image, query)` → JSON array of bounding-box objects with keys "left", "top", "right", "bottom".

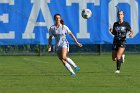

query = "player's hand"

[
  {"left": 48, "top": 46, "right": 51, "bottom": 52},
  {"left": 76, "top": 42, "right": 83, "bottom": 47},
  {"left": 110, "top": 28, "right": 113, "bottom": 33},
  {"left": 129, "top": 32, "right": 133, "bottom": 38}
]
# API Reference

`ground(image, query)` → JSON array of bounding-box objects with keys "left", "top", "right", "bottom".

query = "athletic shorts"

[
  {"left": 112, "top": 41, "right": 126, "bottom": 51},
  {"left": 55, "top": 43, "right": 69, "bottom": 53}
]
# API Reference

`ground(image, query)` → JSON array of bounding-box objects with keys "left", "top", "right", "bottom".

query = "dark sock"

[
  {"left": 121, "top": 56, "right": 123, "bottom": 63},
  {"left": 117, "top": 59, "right": 122, "bottom": 70}
]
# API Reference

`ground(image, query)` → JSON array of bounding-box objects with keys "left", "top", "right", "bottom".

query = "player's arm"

[
  {"left": 126, "top": 22, "right": 133, "bottom": 38},
  {"left": 129, "top": 29, "right": 134, "bottom": 37},
  {"left": 48, "top": 36, "right": 52, "bottom": 52},
  {"left": 48, "top": 27, "right": 53, "bottom": 52},
  {"left": 68, "top": 32, "right": 82, "bottom": 47},
  {"left": 110, "top": 24, "right": 115, "bottom": 35}
]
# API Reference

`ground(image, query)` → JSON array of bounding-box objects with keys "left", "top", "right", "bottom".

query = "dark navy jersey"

[{"left": 112, "top": 21, "right": 131, "bottom": 43}]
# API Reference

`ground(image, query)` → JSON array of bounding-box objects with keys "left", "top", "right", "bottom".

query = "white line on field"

[{"left": 23, "top": 58, "right": 48, "bottom": 63}]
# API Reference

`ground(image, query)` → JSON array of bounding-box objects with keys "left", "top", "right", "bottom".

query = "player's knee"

[
  {"left": 66, "top": 57, "right": 70, "bottom": 61},
  {"left": 62, "top": 56, "right": 67, "bottom": 61},
  {"left": 112, "top": 55, "right": 116, "bottom": 61},
  {"left": 116, "top": 56, "right": 121, "bottom": 60},
  {"left": 112, "top": 58, "right": 116, "bottom": 61}
]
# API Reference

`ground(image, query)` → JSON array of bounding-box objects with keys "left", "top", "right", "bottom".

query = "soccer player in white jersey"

[{"left": 48, "top": 14, "right": 82, "bottom": 76}]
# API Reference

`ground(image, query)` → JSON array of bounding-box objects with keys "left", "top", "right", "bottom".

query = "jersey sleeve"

[
  {"left": 63, "top": 25, "right": 71, "bottom": 34},
  {"left": 49, "top": 27, "right": 53, "bottom": 36},
  {"left": 112, "top": 23, "right": 116, "bottom": 35},
  {"left": 126, "top": 22, "right": 131, "bottom": 32}
]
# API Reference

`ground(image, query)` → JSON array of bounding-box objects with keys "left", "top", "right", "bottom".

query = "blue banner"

[{"left": 0, "top": 0, "right": 140, "bottom": 45}]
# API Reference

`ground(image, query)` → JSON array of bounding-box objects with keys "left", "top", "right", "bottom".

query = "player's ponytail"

[
  {"left": 60, "top": 19, "right": 64, "bottom": 25},
  {"left": 54, "top": 14, "right": 64, "bottom": 25}
]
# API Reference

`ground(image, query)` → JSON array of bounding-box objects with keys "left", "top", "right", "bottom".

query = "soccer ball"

[{"left": 81, "top": 9, "right": 92, "bottom": 19}]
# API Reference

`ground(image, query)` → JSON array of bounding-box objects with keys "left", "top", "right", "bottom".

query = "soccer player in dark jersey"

[{"left": 110, "top": 10, "right": 133, "bottom": 73}]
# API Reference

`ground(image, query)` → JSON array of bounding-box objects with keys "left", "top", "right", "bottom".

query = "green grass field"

[{"left": 0, "top": 54, "right": 140, "bottom": 93}]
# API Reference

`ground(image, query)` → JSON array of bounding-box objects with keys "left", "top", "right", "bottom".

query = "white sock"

[
  {"left": 65, "top": 62, "right": 75, "bottom": 75},
  {"left": 66, "top": 58, "right": 77, "bottom": 68}
]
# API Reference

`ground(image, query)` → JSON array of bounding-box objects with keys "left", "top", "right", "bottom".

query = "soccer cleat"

[
  {"left": 115, "top": 70, "right": 120, "bottom": 74},
  {"left": 75, "top": 67, "right": 80, "bottom": 71},
  {"left": 71, "top": 73, "right": 76, "bottom": 76},
  {"left": 122, "top": 54, "right": 125, "bottom": 63}
]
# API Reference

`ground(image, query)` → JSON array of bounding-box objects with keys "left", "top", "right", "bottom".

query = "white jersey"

[{"left": 49, "top": 24, "right": 71, "bottom": 51}]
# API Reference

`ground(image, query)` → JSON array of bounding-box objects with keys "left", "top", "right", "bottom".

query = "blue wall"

[{"left": 0, "top": 0, "right": 139, "bottom": 45}]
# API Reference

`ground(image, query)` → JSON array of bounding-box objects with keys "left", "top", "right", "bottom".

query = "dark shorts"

[{"left": 112, "top": 41, "right": 126, "bottom": 51}]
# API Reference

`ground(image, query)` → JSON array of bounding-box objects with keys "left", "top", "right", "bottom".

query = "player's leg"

[
  {"left": 66, "top": 45, "right": 80, "bottom": 71},
  {"left": 121, "top": 42, "right": 126, "bottom": 63},
  {"left": 66, "top": 57, "right": 80, "bottom": 71},
  {"left": 112, "top": 50, "right": 117, "bottom": 61},
  {"left": 116, "top": 47, "right": 125, "bottom": 73},
  {"left": 61, "top": 47, "right": 76, "bottom": 76},
  {"left": 57, "top": 48, "right": 76, "bottom": 76},
  {"left": 122, "top": 52, "right": 125, "bottom": 63},
  {"left": 112, "top": 44, "right": 117, "bottom": 61}
]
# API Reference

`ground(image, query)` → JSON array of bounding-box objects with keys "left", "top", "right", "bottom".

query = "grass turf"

[{"left": 0, "top": 54, "right": 140, "bottom": 93}]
